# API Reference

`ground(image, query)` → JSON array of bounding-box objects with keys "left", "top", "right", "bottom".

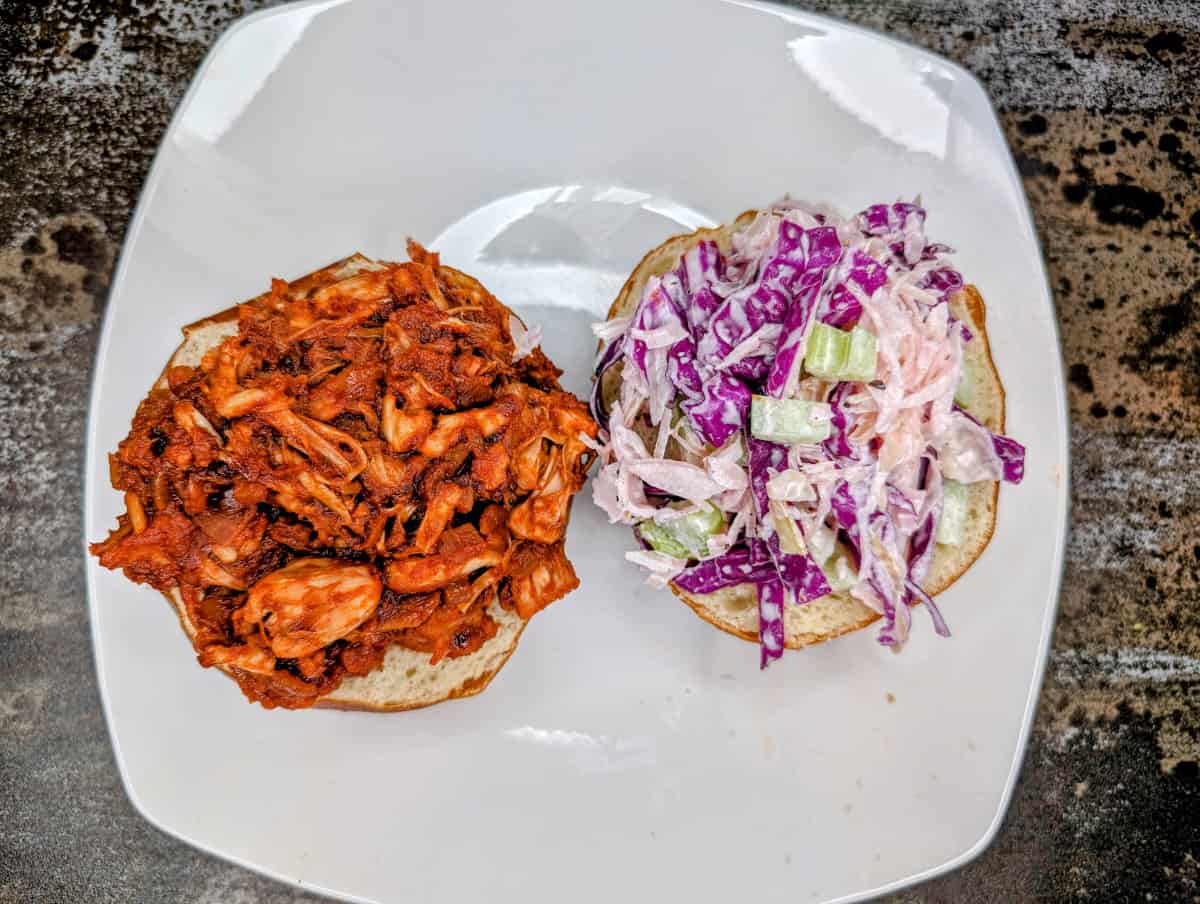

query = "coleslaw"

[{"left": 587, "top": 199, "right": 1026, "bottom": 666}]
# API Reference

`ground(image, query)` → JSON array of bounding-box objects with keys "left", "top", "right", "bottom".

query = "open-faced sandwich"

[
  {"left": 588, "top": 200, "right": 1025, "bottom": 666},
  {"left": 91, "top": 243, "right": 596, "bottom": 709}
]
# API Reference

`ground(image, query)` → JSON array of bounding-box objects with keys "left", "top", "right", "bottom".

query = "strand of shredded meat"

[{"left": 91, "top": 242, "right": 597, "bottom": 708}]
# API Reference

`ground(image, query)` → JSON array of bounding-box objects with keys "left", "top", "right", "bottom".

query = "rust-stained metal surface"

[{"left": 1, "top": 1, "right": 1197, "bottom": 901}]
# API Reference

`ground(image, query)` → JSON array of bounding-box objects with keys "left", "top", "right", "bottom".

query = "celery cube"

[
  {"left": 638, "top": 504, "right": 725, "bottom": 560},
  {"left": 843, "top": 327, "right": 878, "bottom": 382},
  {"left": 750, "top": 396, "right": 832, "bottom": 444},
  {"left": 803, "top": 323, "right": 849, "bottom": 379},
  {"left": 638, "top": 521, "right": 693, "bottom": 560}
]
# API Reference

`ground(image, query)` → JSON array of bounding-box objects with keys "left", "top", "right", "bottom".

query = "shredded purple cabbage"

[
  {"left": 681, "top": 373, "right": 751, "bottom": 448},
  {"left": 757, "top": 578, "right": 786, "bottom": 668},
  {"left": 823, "top": 382, "right": 862, "bottom": 462},
  {"left": 992, "top": 433, "right": 1026, "bottom": 484},
  {"left": 666, "top": 335, "right": 703, "bottom": 398},
  {"left": 764, "top": 225, "right": 841, "bottom": 396},
  {"left": 677, "top": 241, "right": 726, "bottom": 334},
  {"left": 956, "top": 407, "right": 1027, "bottom": 485},
  {"left": 831, "top": 481, "right": 858, "bottom": 530},
  {"left": 906, "top": 579, "right": 951, "bottom": 637},
  {"left": 770, "top": 534, "right": 832, "bottom": 604},
  {"left": 747, "top": 438, "right": 831, "bottom": 605},
  {"left": 861, "top": 201, "right": 925, "bottom": 238},
  {"left": 920, "top": 267, "right": 965, "bottom": 303},
  {"left": 823, "top": 249, "right": 887, "bottom": 327},
  {"left": 674, "top": 543, "right": 776, "bottom": 593},
  {"left": 747, "top": 438, "right": 787, "bottom": 514}
]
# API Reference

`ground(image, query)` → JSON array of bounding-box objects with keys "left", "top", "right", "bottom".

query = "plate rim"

[{"left": 82, "top": 0, "right": 1072, "bottom": 900}]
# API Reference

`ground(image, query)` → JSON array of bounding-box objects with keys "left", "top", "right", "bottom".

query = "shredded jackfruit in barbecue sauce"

[{"left": 91, "top": 243, "right": 597, "bottom": 708}]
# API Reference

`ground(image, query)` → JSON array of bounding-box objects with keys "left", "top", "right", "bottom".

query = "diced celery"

[
  {"left": 954, "top": 360, "right": 974, "bottom": 408},
  {"left": 638, "top": 503, "right": 725, "bottom": 560},
  {"left": 750, "top": 395, "right": 832, "bottom": 444},
  {"left": 675, "top": 503, "right": 724, "bottom": 551},
  {"left": 820, "top": 544, "right": 859, "bottom": 593},
  {"left": 804, "top": 324, "right": 877, "bottom": 382},
  {"left": 803, "top": 323, "right": 849, "bottom": 379},
  {"left": 638, "top": 521, "right": 693, "bottom": 559},
  {"left": 843, "top": 327, "right": 878, "bottom": 382},
  {"left": 936, "top": 480, "right": 968, "bottom": 546}
]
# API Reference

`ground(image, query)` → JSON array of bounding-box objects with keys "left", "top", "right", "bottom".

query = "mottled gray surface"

[{"left": 2, "top": 1, "right": 1198, "bottom": 902}]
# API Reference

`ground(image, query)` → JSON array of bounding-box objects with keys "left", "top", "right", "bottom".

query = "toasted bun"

[
  {"left": 603, "top": 219, "right": 1006, "bottom": 649},
  {"left": 165, "top": 586, "right": 525, "bottom": 711},
  {"left": 156, "top": 254, "right": 527, "bottom": 711}
]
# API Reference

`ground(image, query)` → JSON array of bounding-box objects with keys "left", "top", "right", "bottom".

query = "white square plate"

[{"left": 84, "top": 1, "right": 1069, "bottom": 901}]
